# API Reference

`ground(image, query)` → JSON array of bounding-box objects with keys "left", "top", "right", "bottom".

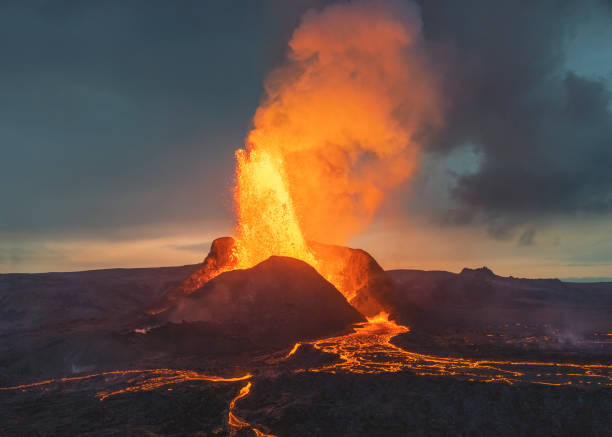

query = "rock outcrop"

[
  {"left": 160, "top": 256, "right": 365, "bottom": 346},
  {"left": 308, "top": 241, "right": 395, "bottom": 317},
  {"left": 153, "top": 236, "right": 397, "bottom": 318}
]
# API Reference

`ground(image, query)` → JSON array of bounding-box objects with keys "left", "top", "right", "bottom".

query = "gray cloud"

[
  {"left": 0, "top": 0, "right": 308, "bottom": 238},
  {"left": 518, "top": 229, "right": 536, "bottom": 247},
  {"left": 413, "top": 0, "right": 612, "bottom": 237},
  {"left": 2, "top": 0, "right": 611, "bottom": 256}
]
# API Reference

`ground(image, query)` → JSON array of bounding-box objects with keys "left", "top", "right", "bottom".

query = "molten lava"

[
  {"left": 285, "top": 314, "right": 612, "bottom": 387},
  {"left": 233, "top": 148, "right": 318, "bottom": 271},
  {"left": 3, "top": 316, "right": 611, "bottom": 435},
  {"left": 197, "top": 0, "right": 442, "bottom": 303},
  {"left": 228, "top": 381, "right": 277, "bottom": 437}
]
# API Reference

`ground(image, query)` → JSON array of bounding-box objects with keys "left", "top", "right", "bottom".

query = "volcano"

[
  {"left": 157, "top": 256, "right": 365, "bottom": 347},
  {"left": 152, "top": 237, "right": 396, "bottom": 318},
  {"left": 2, "top": 245, "right": 612, "bottom": 436}
]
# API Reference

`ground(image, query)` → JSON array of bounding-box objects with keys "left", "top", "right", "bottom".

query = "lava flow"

[
  {"left": 0, "top": 369, "right": 252, "bottom": 401},
  {"left": 185, "top": 0, "right": 442, "bottom": 303},
  {"left": 287, "top": 313, "right": 612, "bottom": 387},
  {"left": 228, "top": 381, "right": 277, "bottom": 437},
  {"left": 1, "top": 369, "right": 276, "bottom": 436}
]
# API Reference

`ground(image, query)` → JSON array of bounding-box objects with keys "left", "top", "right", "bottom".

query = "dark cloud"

[
  {"left": 2, "top": 0, "right": 611, "bottom": 247},
  {"left": 518, "top": 229, "right": 536, "bottom": 247},
  {"left": 415, "top": 0, "right": 612, "bottom": 234},
  {"left": 0, "top": 0, "right": 326, "bottom": 238}
]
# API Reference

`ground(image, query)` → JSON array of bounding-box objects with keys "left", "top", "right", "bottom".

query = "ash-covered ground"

[{"left": 1, "top": 254, "right": 611, "bottom": 436}]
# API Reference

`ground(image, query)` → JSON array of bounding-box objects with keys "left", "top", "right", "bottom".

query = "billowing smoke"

[{"left": 237, "top": 0, "right": 442, "bottom": 247}]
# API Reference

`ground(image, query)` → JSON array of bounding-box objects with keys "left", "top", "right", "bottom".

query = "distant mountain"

[
  {"left": 2, "top": 258, "right": 611, "bottom": 382},
  {"left": 386, "top": 267, "right": 612, "bottom": 332},
  {"left": 562, "top": 277, "right": 612, "bottom": 283},
  {"left": 0, "top": 265, "right": 199, "bottom": 336}
]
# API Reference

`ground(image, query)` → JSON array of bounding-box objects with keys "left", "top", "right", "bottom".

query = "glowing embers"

[
  {"left": 233, "top": 148, "right": 317, "bottom": 272},
  {"left": 289, "top": 314, "right": 612, "bottom": 387}
]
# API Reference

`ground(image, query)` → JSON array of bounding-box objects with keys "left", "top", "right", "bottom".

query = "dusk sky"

[{"left": 2, "top": 0, "right": 612, "bottom": 279}]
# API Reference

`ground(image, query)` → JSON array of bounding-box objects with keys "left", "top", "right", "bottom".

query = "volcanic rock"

[
  {"left": 459, "top": 266, "right": 496, "bottom": 278},
  {"left": 159, "top": 256, "right": 365, "bottom": 348},
  {"left": 154, "top": 236, "right": 397, "bottom": 318},
  {"left": 387, "top": 267, "right": 612, "bottom": 334},
  {"left": 0, "top": 265, "right": 200, "bottom": 382},
  {"left": 150, "top": 237, "right": 236, "bottom": 313},
  {"left": 308, "top": 241, "right": 396, "bottom": 317}
]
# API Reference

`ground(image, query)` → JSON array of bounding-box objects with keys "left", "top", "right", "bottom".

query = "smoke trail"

[{"left": 234, "top": 0, "right": 442, "bottom": 269}]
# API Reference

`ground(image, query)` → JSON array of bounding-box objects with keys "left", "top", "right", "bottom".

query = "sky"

[{"left": 1, "top": 0, "right": 612, "bottom": 279}]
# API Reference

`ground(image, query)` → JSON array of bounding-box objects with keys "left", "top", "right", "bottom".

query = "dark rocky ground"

[
  {"left": 0, "top": 257, "right": 363, "bottom": 384},
  {"left": 241, "top": 372, "right": 612, "bottom": 437},
  {"left": 387, "top": 267, "right": 612, "bottom": 334},
  {"left": 3, "top": 371, "right": 611, "bottom": 437},
  {"left": 1, "top": 258, "right": 611, "bottom": 436},
  {"left": 159, "top": 256, "right": 364, "bottom": 346},
  {"left": 2, "top": 380, "right": 237, "bottom": 436},
  {"left": 387, "top": 267, "right": 612, "bottom": 365}
]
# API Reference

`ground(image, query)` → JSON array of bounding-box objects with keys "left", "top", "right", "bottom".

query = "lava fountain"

[{"left": 219, "top": 0, "right": 441, "bottom": 301}]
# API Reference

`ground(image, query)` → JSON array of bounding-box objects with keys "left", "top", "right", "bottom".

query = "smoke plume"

[{"left": 238, "top": 0, "right": 442, "bottom": 246}]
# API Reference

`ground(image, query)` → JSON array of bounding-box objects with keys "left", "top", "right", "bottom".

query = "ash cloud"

[
  {"left": 243, "top": 0, "right": 443, "bottom": 244},
  {"left": 413, "top": 0, "right": 612, "bottom": 235}
]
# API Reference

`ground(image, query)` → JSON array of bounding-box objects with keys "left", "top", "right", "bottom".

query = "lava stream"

[
  {"left": 228, "top": 381, "right": 277, "bottom": 437},
  {"left": 0, "top": 368, "right": 252, "bottom": 401},
  {"left": 287, "top": 314, "right": 612, "bottom": 387},
  {"left": 1, "top": 369, "right": 276, "bottom": 436}
]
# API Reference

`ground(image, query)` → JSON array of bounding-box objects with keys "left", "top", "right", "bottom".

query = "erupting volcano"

[
  {"left": 3, "top": 1, "right": 612, "bottom": 436},
  {"left": 164, "top": 0, "right": 441, "bottom": 312}
]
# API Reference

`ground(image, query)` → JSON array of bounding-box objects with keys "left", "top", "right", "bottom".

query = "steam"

[{"left": 242, "top": 0, "right": 442, "bottom": 244}]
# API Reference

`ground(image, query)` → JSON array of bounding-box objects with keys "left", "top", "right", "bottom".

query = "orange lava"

[
  {"left": 1, "top": 369, "right": 276, "bottom": 436},
  {"left": 228, "top": 382, "right": 277, "bottom": 437},
  {"left": 284, "top": 342, "right": 302, "bottom": 359},
  {"left": 287, "top": 314, "right": 612, "bottom": 387},
  {"left": 221, "top": 0, "right": 441, "bottom": 302},
  {"left": 0, "top": 369, "right": 251, "bottom": 401},
  {"left": 3, "top": 319, "right": 611, "bottom": 436},
  {"left": 96, "top": 370, "right": 252, "bottom": 402},
  {"left": 233, "top": 148, "right": 318, "bottom": 273}
]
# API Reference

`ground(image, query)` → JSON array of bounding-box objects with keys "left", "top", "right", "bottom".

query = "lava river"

[
  {"left": 2, "top": 316, "right": 612, "bottom": 436},
  {"left": 288, "top": 314, "right": 612, "bottom": 387}
]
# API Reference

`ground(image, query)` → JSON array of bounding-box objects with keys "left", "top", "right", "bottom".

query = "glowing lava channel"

[
  {"left": 218, "top": 0, "right": 442, "bottom": 301},
  {"left": 0, "top": 369, "right": 252, "bottom": 401},
  {"left": 286, "top": 313, "right": 612, "bottom": 387},
  {"left": 228, "top": 381, "right": 277, "bottom": 437},
  {"left": 232, "top": 148, "right": 318, "bottom": 271},
  {"left": 1, "top": 369, "right": 276, "bottom": 436}
]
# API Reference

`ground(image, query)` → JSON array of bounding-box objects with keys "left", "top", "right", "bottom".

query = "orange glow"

[
  {"left": 366, "top": 311, "right": 392, "bottom": 324},
  {"left": 290, "top": 318, "right": 612, "bottom": 387},
  {"left": 228, "top": 382, "right": 277, "bottom": 437},
  {"left": 285, "top": 342, "right": 302, "bottom": 359},
  {"left": 1, "top": 369, "right": 275, "bottom": 436},
  {"left": 97, "top": 371, "right": 252, "bottom": 402},
  {"left": 226, "top": 0, "right": 441, "bottom": 299},
  {"left": 0, "top": 369, "right": 252, "bottom": 400},
  {"left": 233, "top": 148, "right": 317, "bottom": 271}
]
